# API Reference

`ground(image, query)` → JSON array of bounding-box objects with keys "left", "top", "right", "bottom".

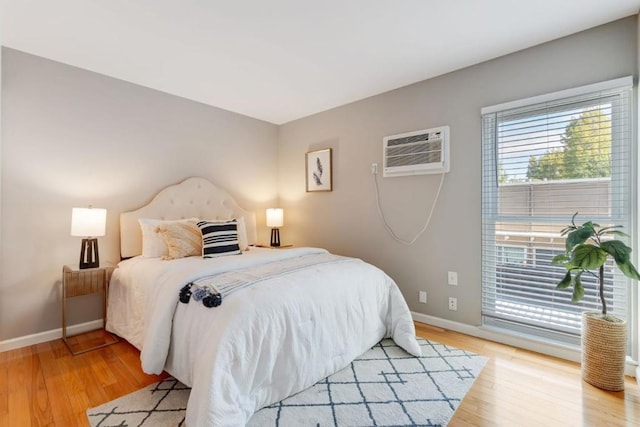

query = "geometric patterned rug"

[{"left": 87, "top": 337, "right": 487, "bottom": 427}]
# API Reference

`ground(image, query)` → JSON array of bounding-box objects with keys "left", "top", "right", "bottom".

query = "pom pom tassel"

[
  {"left": 179, "top": 283, "right": 193, "bottom": 304},
  {"left": 203, "top": 293, "right": 222, "bottom": 307}
]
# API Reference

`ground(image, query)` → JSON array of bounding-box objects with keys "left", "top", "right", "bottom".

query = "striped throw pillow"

[{"left": 197, "top": 220, "right": 242, "bottom": 258}]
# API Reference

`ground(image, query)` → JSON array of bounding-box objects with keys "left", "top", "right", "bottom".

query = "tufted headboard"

[{"left": 120, "top": 177, "right": 257, "bottom": 258}]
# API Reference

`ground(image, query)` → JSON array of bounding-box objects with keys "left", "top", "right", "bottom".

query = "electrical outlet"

[
  {"left": 448, "top": 271, "right": 458, "bottom": 286},
  {"left": 371, "top": 162, "right": 378, "bottom": 175},
  {"left": 419, "top": 291, "right": 427, "bottom": 304},
  {"left": 448, "top": 297, "right": 457, "bottom": 311}
]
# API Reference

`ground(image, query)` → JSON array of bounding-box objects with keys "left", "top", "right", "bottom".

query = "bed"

[{"left": 106, "top": 177, "right": 421, "bottom": 426}]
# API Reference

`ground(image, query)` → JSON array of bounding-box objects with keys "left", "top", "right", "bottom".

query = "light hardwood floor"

[
  {"left": 1, "top": 323, "right": 638, "bottom": 426},
  {"left": 414, "top": 322, "right": 640, "bottom": 426}
]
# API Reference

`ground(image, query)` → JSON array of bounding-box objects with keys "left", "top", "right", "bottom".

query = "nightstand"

[{"left": 62, "top": 265, "right": 118, "bottom": 355}]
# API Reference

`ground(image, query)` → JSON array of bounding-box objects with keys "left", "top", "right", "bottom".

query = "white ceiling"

[{"left": 2, "top": 1, "right": 639, "bottom": 124}]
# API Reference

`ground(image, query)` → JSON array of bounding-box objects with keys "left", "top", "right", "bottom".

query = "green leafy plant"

[{"left": 552, "top": 213, "right": 640, "bottom": 317}]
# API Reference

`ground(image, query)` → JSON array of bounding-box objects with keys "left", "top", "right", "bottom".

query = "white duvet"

[{"left": 107, "top": 247, "right": 420, "bottom": 426}]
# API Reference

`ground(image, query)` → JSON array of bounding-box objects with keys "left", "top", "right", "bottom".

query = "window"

[
  {"left": 496, "top": 245, "right": 527, "bottom": 266},
  {"left": 481, "top": 77, "right": 634, "bottom": 349}
]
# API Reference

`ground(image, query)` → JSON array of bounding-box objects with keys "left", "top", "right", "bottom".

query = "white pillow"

[
  {"left": 236, "top": 217, "right": 249, "bottom": 251},
  {"left": 139, "top": 218, "right": 198, "bottom": 258}
]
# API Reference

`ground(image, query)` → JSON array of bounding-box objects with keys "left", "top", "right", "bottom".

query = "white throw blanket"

[
  {"left": 121, "top": 247, "right": 420, "bottom": 426},
  {"left": 187, "top": 252, "right": 353, "bottom": 307}
]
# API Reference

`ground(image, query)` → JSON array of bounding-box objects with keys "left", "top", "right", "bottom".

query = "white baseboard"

[
  {"left": 412, "top": 311, "right": 638, "bottom": 378},
  {"left": 0, "top": 319, "right": 104, "bottom": 353}
]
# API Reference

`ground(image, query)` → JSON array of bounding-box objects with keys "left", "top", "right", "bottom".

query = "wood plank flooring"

[
  {"left": 0, "top": 330, "right": 167, "bottom": 427},
  {"left": 414, "top": 323, "right": 640, "bottom": 426},
  {"left": 1, "top": 323, "right": 638, "bottom": 426}
]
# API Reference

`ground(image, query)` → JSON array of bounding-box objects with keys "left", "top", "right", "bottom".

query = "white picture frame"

[{"left": 306, "top": 148, "right": 332, "bottom": 192}]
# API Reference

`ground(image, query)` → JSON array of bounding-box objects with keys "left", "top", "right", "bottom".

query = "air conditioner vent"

[{"left": 383, "top": 126, "right": 449, "bottom": 177}]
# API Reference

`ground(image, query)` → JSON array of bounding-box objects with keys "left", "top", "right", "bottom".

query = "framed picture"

[{"left": 306, "top": 148, "right": 332, "bottom": 192}]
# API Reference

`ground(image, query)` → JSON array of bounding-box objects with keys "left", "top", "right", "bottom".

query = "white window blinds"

[{"left": 481, "top": 78, "right": 634, "bottom": 348}]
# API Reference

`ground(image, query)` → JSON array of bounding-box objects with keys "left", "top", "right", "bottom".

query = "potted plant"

[{"left": 552, "top": 213, "right": 640, "bottom": 391}]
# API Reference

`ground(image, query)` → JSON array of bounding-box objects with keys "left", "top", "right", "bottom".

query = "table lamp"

[
  {"left": 266, "top": 208, "right": 284, "bottom": 247},
  {"left": 71, "top": 207, "right": 107, "bottom": 269}
]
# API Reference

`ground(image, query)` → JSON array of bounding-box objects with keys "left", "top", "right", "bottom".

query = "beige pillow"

[
  {"left": 156, "top": 221, "right": 202, "bottom": 259},
  {"left": 139, "top": 218, "right": 198, "bottom": 258}
]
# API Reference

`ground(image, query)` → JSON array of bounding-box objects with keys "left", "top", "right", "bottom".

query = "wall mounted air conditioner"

[{"left": 383, "top": 126, "right": 450, "bottom": 177}]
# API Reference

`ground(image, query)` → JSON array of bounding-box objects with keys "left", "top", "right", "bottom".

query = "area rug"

[{"left": 87, "top": 337, "right": 487, "bottom": 426}]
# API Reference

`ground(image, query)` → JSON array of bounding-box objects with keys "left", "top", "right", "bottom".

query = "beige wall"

[
  {"left": 277, "top": 17, "right": 638, "bottom": 325},
  {"left": 0, "top": 48, "right": 279, "bottom": 341}
]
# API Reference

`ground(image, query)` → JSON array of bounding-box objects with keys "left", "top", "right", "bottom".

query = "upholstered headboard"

[{"left": 120, "top": 177, "right": 257, "bottom": 258}]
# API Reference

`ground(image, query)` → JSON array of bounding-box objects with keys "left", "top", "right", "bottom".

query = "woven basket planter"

[{"left": 582, "top": 312, "right": 626, "bottom": 391}]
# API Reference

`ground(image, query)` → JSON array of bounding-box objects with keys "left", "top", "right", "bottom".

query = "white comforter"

[{"left": 107, "top": 247, "right": 420, "bottom": 426}]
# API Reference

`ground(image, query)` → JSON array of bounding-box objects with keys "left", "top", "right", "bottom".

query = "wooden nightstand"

[{"left": 62, "top": 265, "right": 118, "bottom": 355}]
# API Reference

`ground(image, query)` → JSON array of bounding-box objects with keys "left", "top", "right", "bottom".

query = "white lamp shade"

[
  {"left": 71, "top": 207, "right": 107, "bottom": 237},
  {"left": 266, "top": 208, "right": 284, "bottom": 228}
]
